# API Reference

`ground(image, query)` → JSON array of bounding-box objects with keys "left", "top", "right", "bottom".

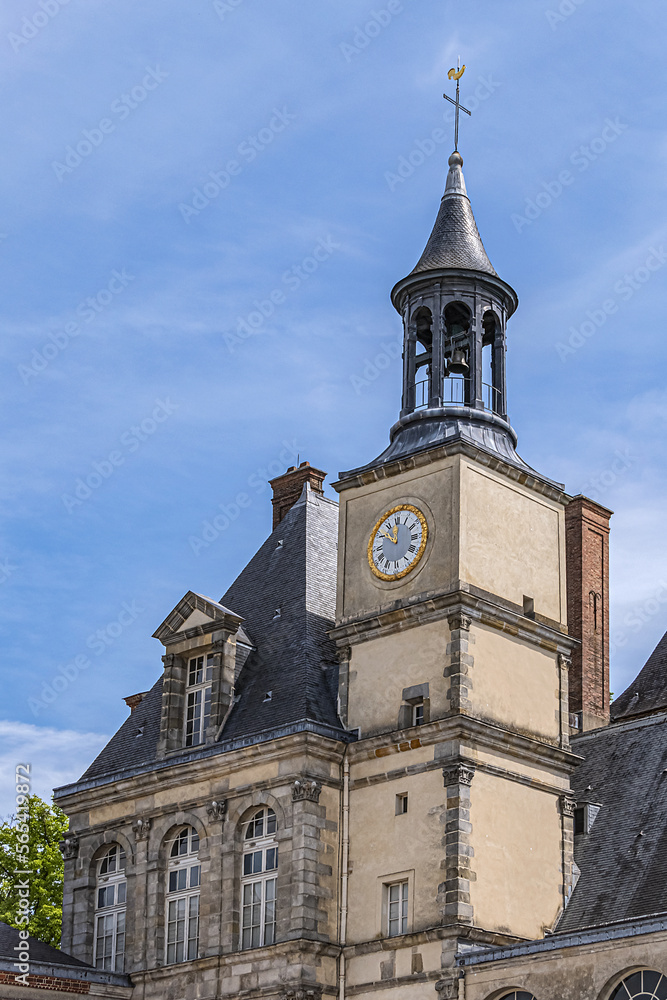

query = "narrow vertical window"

[
  {"left": 387, "top": 880, "right": 408, "bottom": 937},
  {"left": 166, "top": 826, "right": 200, "bottom": 964},
  {"left": 241, "top": 807, "right": 278, "bottom": 950},
  {"left": 184, "top": 653, "right": 214, "bottom": 746},
  {"left": 94, "top": 845, "right": 126, "bottom": 972},
  {"left": 412, "top": 701, "right": 424, "bottom": 726}
]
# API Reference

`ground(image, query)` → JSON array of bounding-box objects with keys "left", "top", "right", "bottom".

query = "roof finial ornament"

[{"left": 443, "top": 58, "right": 471, "bottom": 153}]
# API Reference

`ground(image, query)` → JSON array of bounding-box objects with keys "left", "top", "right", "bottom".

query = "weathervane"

[{"left": 443, "top": 58, "right": 471, "bottom": 152}]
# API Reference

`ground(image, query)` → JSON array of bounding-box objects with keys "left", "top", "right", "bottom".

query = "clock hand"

[{"left": 379, "top": 528, "right": 398, "bottom": 544}]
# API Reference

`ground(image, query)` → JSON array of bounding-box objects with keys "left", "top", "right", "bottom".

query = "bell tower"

[
  {"left": 396, "top": 150, "right": 514, "bottom": 422},
  {"left": 331, "top": 87, "right": 580, "bottom": 976}
]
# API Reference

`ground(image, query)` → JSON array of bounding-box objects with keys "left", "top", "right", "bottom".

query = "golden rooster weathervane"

[{"left": 443, "top": 57, "right": 471, "bottom": 151}]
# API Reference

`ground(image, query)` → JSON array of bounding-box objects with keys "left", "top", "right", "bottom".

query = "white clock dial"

[{"left": 367, "top": 504, "right": 428, "bottom": 581}]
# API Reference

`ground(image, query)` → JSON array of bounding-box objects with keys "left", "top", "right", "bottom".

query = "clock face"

[{"left": 367, "top": 504, "right": 428, "bottom": 581}]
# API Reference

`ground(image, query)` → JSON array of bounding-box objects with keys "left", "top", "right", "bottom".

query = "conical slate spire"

[{"left": 410, "top": 151, "right": 497, "bottom": 277}]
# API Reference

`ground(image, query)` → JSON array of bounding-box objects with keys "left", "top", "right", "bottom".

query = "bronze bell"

[{"left": 448, "top": 347, "right": 469, "bottom": 375}]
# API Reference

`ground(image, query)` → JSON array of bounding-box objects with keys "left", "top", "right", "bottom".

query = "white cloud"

[{"left": 0, "top": 721, "right": 109, "bottom": 821}]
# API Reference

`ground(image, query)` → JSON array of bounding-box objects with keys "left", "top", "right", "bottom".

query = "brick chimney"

[
  {"left": 124, "top": 691, "right": 148, "bottom": 713},
  {"left": 565, "top": 495, "right": 612, "bottom": 731},
  {"left": 269, "top": 462, "right": 326, "bottom": 529}
]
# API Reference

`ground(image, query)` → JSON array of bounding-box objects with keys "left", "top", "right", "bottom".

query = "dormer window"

[{"left": 184, "top": 653, "right": 213, "bottom": 747}]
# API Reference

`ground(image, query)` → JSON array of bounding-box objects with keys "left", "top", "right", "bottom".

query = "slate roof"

[
  {"left": 77, "top": 482, "right": 343, "bottom": 785},
  {"left": 219, "top": 483, "right": 341, "bottom": 740},
  {"left": 558, "top": 709, "right": 667, "bottom": 931},
  {"left": 611, "top": 626, "right": 667, "bottom": 721},
  {"left": 410, "top": 152, "right": 497, "bottom": 277}
]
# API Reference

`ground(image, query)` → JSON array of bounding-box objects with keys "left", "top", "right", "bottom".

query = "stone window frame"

[
  {"left": 377, "top": 868, "right": 414, "bottom": 940},
  {"left": 165, "top": 826, "right": 201, "bottom": 965},
  {"left": 240, "top": 807, "right": 278, "bottom": 950},
  {"left": 93, "top": 844, "right": 127, "bottom": 973},
  {"left": 150, "top": 813, "right": 209, "bottom": 969},
  {"left": 76, "top": 833, "right": 134, "bottom": 971},
  {"left": 225, "top": 793, "right": 291, "bottom": 955}
]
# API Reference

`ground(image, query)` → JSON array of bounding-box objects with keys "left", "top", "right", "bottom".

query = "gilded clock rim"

[{"left": 367, "top": 503, "right": 428, "bottom": 581}]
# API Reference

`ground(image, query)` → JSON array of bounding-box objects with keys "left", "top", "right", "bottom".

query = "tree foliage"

[{"left": 0, "top": 794, "right": 69, "bottom": 948}]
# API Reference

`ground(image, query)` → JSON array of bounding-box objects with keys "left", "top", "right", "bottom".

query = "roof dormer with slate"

[{"left": 153, "top": 591, "right": 246, "bottom": 756}]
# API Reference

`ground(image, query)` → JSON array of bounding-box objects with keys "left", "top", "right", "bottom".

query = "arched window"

[
  {"left": 498, "top": 993, "right": 536, "bottom": 1000},
  {"left": 94, "top": 845, "right": 126, "bottom": 972},
  {"left": 609, "top": 971, "right": 667, "bottom": 999},
  {"left": 166, "top": 826, "right": 200, "bottom": 964},
  {"left": 241, "top": 807, "right": 278, "bottom": 950}
]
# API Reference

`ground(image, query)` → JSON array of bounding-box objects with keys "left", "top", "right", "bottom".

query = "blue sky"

[{"left": 1, "top": 0, "right": 666, "bottom": 816}]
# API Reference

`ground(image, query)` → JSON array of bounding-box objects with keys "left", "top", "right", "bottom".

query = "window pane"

[
  {"left": 203, "top": 686, "right": 212, "bottom": 733},
  {"left": 187, "top": 895, "right": 199, "bottom": 961},
  {"left": 118, "top": 849, "right": 126, "bottom": 871},
  {"left": 253, "top": 851, "right": 262, "bottom": 875},
  {"left": 169, "top": 871, "right": 178, "bottom": 892},
  {"left": 190, "top": 865, "right": 201, "bottom": 888},
  {"left": 265, "top": 847, "right": 278, "bottom": 871},
  {"left": 243, "top": 853, "right": 253, "bottom": 876},
  {"left": 117, "top": 882, "right": 126, "bottom": 904},
  {"left": 266, "top": 809, "right": 276, "bottom": 834},
  {"left": 205, "top": 654, "right": 214, "bottom": 681},
  {"left": 190, "top": 830, "right": 199, "bottom": 854}
]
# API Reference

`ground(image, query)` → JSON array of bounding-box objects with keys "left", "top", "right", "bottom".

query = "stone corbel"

[
  {"left": 132, "top": 817, "right": 152, "bottom": 840},
  {"left": 207, "top": 799, "right": 228, "bottom": 822},
  {"left": 435, "top": 978, "right": 459, "bottom": 1000},
  {"left": 442, "top": 759, "right": 476, "bottom": 787},
  {"left": 559, "top": 794, "right": 576, "bottom": 817},
  {"left": 292, "top": 778, "right": 322, "bottom": 803},
  {"left": 558, "top": 653, "right": 572, "bottom": 671},
  {"left": 59, "top": 834, "right": 79, "bottom": 860},
  {"left": 448, "top": 613, "right": 472, "bottom": 632},
  {"left": 281, "top": 987, "right": 323, "bottom": 1000}
]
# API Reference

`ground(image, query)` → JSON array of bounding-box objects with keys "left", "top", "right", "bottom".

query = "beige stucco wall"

[
  {"left": 347, "top": 620, "right": 450, "bottom": 736},
  {"left": 469, "top": 770, "right": 563, "bottom": 939},
  {"left": 460, "top": 463, "right": 566, "bottom": 623},
  {"left": 470, "top": 624, "right": 561, "bottom": 741},
  {"left": 346, "top": 767, "right": 445, "bottom": 945}
]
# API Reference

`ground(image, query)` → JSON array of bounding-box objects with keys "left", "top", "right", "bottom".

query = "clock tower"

[{"left": 330, "top": 145, "right": 579, "bottom": 974}]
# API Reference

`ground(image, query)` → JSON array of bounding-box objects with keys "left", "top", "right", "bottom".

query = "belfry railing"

[{"left": 414, "top": 377, "right": 501, "bottom": 415}]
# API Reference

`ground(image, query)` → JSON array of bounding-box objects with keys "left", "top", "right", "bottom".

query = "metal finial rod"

[{"left": 443, "top": 59, "right": 471, "bottom": 152}]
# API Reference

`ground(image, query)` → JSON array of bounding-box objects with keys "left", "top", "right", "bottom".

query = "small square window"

[{"left": 396, "top": 793, "right": 408, "bottom": 815}]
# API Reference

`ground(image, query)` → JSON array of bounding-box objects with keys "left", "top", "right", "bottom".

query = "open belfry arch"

[{"left": 35, "top": 67, "right": 666, "bottom": 1000}]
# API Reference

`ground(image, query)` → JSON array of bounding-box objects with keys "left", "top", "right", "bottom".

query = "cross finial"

[{"left": 443, "top": 58, "right": 471, "bottom": 152}]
